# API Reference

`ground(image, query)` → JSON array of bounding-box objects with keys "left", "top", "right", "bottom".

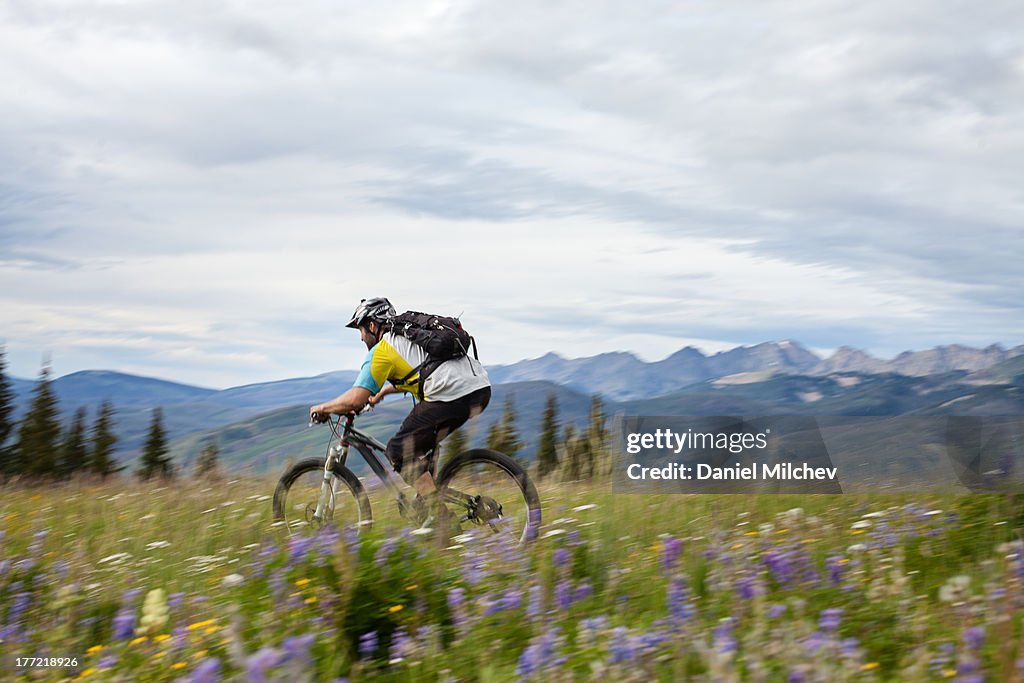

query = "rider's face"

[{"left": 359, "top": 323, "right": 378, "bottom": 349}]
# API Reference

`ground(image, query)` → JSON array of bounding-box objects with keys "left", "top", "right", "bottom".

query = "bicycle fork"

[{"left": 312, "top": 443, "right": 348, "bottom": 524}]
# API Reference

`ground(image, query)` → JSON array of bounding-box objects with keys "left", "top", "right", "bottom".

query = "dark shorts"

[{"left": 386, "top": 386, "right": 491, "bottom": 484}]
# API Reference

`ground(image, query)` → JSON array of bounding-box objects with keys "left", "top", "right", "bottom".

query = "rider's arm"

[
  {"left": 311, "top": 386, "right": 372, "bottom": 420},
  {"left": 368, "top": 384, "right": 400, "bottom": 406}
]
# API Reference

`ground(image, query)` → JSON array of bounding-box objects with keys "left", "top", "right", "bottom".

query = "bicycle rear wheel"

[
  {"left": 272, "top": 457, "right": 372, "bottom": 535},
  {"left": 435, "top": 448, "right": 541, "bottom": 545}
]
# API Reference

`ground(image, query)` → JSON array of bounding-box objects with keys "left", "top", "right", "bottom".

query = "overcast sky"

[{"left": 2, "top": 0, "right": 1022, "bottom": 388}]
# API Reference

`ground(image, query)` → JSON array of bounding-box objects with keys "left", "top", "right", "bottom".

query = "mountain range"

[{"left": 6, "top": 341, "right": 1024, "bottom": 472}]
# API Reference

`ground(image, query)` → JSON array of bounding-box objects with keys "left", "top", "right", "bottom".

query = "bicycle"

[{"left": 272, "top": 409, "right": 542, "bottom": 545}]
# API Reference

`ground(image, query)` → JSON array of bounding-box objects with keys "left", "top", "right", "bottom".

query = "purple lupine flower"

[
  {"left": 553, "top": 547, "right": 570, "bottom": 567},
  {"left": 788, "top": 670, "right": 806, "bottom": 683},
  {"left": 526, "top": 584, "right": 542, "bottom": 619},
  {"left": 667, "top": 577, "right": 694, "bottom": 622},
  {"left": 169, "top": 592, "right": 186, "bottom": 610},
  {"left": 112, "top": 608, "right": 135, "bottom": 640},
  {"left": 827, "top": 556, "right": 844, "bottom": 586},
  {"left": 762, "top": 550, "right": 794, "bottom": 586},
  {"left": 555, "top": 579, "right": 572, "bottom": 611},
  {"left": 359, "top": 631, "right": 378, "bottom": 659},
  {"left": 517, "top": 627, "right": 563, "bottom": 675},
  {"left": 768, "top": 604, "right": 786, "bottom": 619},
  {"left": 963, "top": 626, "right": 984, "bottom": 651},
  {"left": 283, "top": 633, "right": 316, "bottom": 668},
  {"left": 389, "top": 627, "right": 414, "bottom": 663},
  {"left": 98, "top": 654, "right": 118, "bottom": 669},
  {"left": 501, "top": 588, "right": 522, "bottom": 611},
  {"left": 374, "top": 538, "right": 399, "bottom": 567},
  {"left": 819, "top": 608, "right": 842, "bottom": 632},
  {"left": 736, "top": 574, "right": 757, "bottom": 600},
  {"left": 189, "top": 657, "right": 221, "bottom": 683},
  {"left": 839, "top": 638, "right": 860, "bottom": 657},
  {"left": 714, "top": 618, "right": 737, "bottom": 654},
  {"left": 662, "top": 537, "right": 684, "bottom": 573},
  {"left": 246, "top": 647, "right": 283, "bottom": 683},
  {"left": 575, "top": 581, "right": 593, "bottom": 602},
  {"left": 0, "top": 559, "right": 9, "bottom": 577},
  {"left": 804, "top": 630, "right": 827, "bottom": 654},
  {"left": 289, "top": 534, "right": 315, "bottom": 563},
  {"left": 608, "top": 627, "right": 635, "bottom": 664}
]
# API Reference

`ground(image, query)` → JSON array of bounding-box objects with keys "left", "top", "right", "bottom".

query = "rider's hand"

[{"left": 309, "top": 405, "right": 330, "bottom": 424}]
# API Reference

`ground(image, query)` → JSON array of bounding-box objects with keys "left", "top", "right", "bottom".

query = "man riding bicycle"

[{"left": 309, "top": 297, "right": 491, "bottom": 504}]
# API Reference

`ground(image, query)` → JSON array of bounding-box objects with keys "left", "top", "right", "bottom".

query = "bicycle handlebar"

[{"left": 308, "top": 403, "right": 373, "bottom": 428}]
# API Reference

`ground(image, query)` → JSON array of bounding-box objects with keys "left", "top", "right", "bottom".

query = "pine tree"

[
  {"left": 560, "top": 423, "right": 584, "bottom": 481},
  {"left": 14, "top": 361, "right": 62, "bottom": 477},
  {"left": 536, "top": 392, "right": 560, "bottom": 479},
  {"left": 58, "top": 407, "right": 90, "bottom": 479},
  {"left": 193, "top": 442, "right": 221, "bottom": 480},
  {"left": 90, "top": 400, "right": 120, "bottom": 478},
  {"left": 486, "top": 395, "right": 522, "bottom": 457},
  {"left": 138, "top": 407, "right": 174, "bottom": 480},
  {"left": 583, "top": 394, "right": 607, "bottom": 479},
  {"left": 0, "top": 345, "right": 15, "bottom": 476},
  {"left": 443, "top": 426, "right": 467, "bottom": 459}
]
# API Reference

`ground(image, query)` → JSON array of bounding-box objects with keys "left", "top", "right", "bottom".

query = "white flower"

[
  {"left": 98, "top": 552, "right": 131, "bottom": 564},
  {"left": 145, "top": 541, "right": 171, "bottom": 550},
  {"left": 136, "top": 589, "right": 169, "bottom": 635},
  {"left": 851, "top": 520, "right": 872, "bottom": 530},
  {"left": 572, "top": 504, "right": 598, "bottom": 512},
  {"left": 759, "top": 523, "right": 775, "bottom": 535},
  {"left": 542, "top": 528, "right": 566, "bottom": 538},
  {"left": 221, "top": 573, "right": 245, "bottom": 588}
]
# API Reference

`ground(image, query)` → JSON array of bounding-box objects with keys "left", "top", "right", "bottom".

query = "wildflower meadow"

[{"left": 1, "top": 477, "right": 1022, "bottom": 681}]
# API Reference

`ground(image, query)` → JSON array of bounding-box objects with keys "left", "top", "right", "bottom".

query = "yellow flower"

[
  {"left": 188, "top": 619, "right": 216, "bottom": 631},
  {"left": 193, "top": 650, "right": 209, "bottom": 660},
  {"left": 305, "top": 596, "right": 318, "bottom": 605},
  {"left": 205, "top": 626, "right": 220, "bottom": 635},
  {"left": 730, "top": 543, "right": 744, "bottom": 550},
  {"left": 942, "top": 670, "right": 957, "bottom": 678},
  {"left": 77, "top": 668, "right": 96, "bottom": 678},
  {"left": 743, "top": 531, "right": 759, "bottom": 536},
  {"left": 388, "top": 604, "right": 404, "bottom": 613},
  {"left": 650, "top": 543, "right": 663, "bottom": 553},
  {"left": 130, "top": 637, "right": 148, "bottom": 646},
  {"left": 171, "top": 662, "right": 187, "bottom": 670},
  {"left": 295, "top": 578, "right": 311, "bottom": 587},
  {"left": 154, "top": 634, "right": 171, "bottom": 642},
  {"left": 860, "top": 662, "right": 880, "bottom": 671},
  {"left": 405, "top": 584, "right": 418, "bottom": 591},
  {"left": 154, "top": 651, "right": 166, "bottom": 659},
  {"left": 86, "top": 645, "right": 105, "bottom": 654},
  {"left": 775, "top": 528, "right": 789, "bottom": 534}
]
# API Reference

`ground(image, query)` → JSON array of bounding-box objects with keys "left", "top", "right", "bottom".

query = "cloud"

[{"left": 1, "top": 0, "right": 1022, "bottom": 385}]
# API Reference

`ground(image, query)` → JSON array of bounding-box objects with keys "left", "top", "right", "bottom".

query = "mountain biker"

[{"left": 309, "top": 297, "right": 491, "bottom": 503}]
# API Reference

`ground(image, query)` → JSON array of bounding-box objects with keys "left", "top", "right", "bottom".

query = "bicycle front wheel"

[
  {"left": 272, "top": 457, "right": 372, "bottom": 535},
  {"left": 436, "top": 448, "right": 542, "bottom": 545}
]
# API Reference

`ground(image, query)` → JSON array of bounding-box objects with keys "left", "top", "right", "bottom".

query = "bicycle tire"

[
  {"left": 436, "top": 448, "right": 542, "bottom": 545},
  {"left": 272, "top": 457, "right": 373, "bottom": 535}
]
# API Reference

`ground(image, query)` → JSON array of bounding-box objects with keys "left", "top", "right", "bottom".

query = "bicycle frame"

[{"left": 312, "top": 413, "right": 418, "bottom": 525}]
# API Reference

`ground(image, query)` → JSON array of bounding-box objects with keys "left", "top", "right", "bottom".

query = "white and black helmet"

[{"left": 346, "top": 297, "right": 396, "bottom": 329}]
